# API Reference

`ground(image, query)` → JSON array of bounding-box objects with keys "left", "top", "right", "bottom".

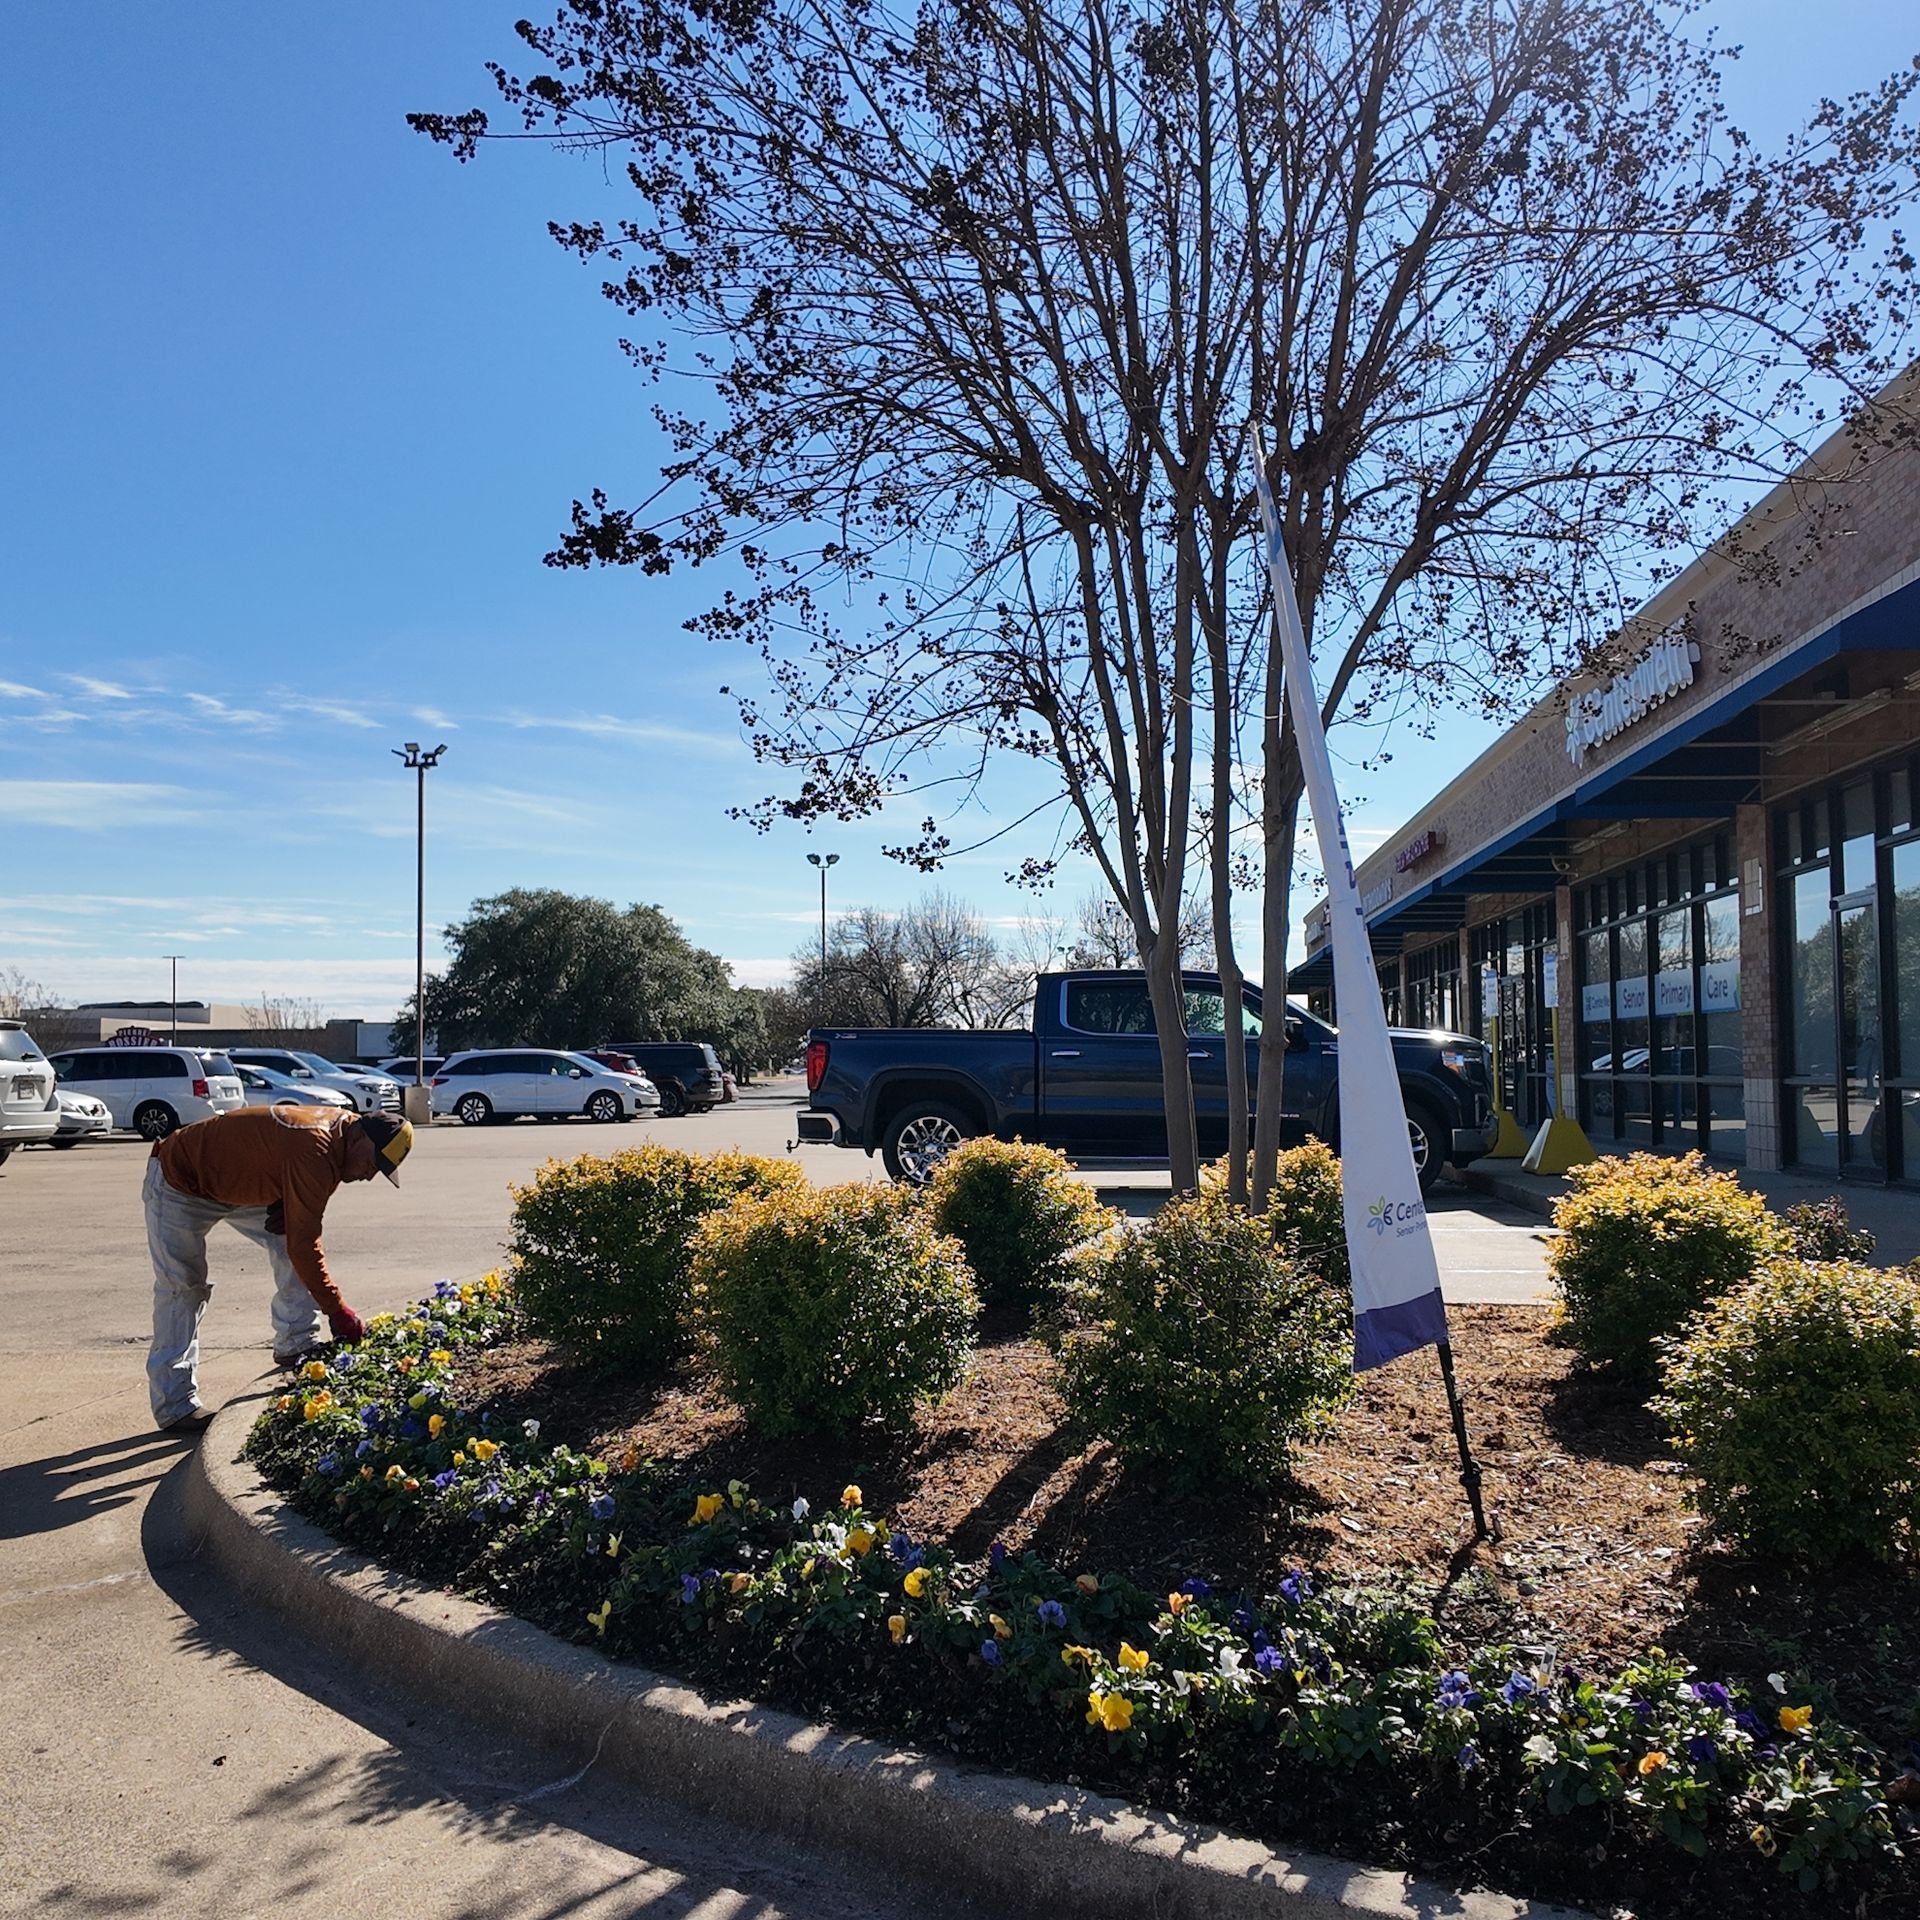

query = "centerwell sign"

[{"left": 1564, "top": 632, "right": 1700, "bottom": 765}]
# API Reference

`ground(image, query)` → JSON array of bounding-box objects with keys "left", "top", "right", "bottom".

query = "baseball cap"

[{"left": 358, "top": 1112, "right": 414, "bottom": 1184}]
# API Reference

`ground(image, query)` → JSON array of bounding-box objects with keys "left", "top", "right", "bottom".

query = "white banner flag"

[{"left": 1254, "top": 432, "right": 1449, "bottom": 1372}]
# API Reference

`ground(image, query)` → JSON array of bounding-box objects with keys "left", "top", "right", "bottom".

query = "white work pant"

[{"left": 144, "top": 1158, "right": 326, "bottom": 1427}]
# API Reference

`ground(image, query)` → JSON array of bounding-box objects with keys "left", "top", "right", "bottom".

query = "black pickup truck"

[{"left": 796, "top": 970, "right": 1496, "bottom": 1187}]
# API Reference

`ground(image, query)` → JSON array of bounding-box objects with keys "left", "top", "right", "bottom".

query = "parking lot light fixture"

[
  {"left": 806, "top": 852, "right": 839, "bottom": 981},
  {"left": 393, "top": 743, "right": 448, "bottom": 1122}
]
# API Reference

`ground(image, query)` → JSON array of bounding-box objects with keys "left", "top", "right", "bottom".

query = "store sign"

[
  {"left": 1359, "top": 875, "right": 1394, "bottom": 914},
  {"left": 1581, "top": 983, "right": 1611, "bottom": 1023},
  {"left": 1655, "top": 968, "right": 1694, "bottom": 1016},
  {"left": 1615, "top": 975, "right": 1650, "bottom": 1020},
  {"left": 1701, "top": 959, "right": 1741, "bottom": 1013},
  {"left": 1564, "top": 633, "right": 1701, "bottom": 765},
  {"left": 1394, "top": 827, "right": 1445, "bottom": 873},
  {"left": 1543, "top": 949, "right": 1560, "bottom": 1008},
  {"left": 107, "top": 1026, "right": 161, "bottom": 1047}
]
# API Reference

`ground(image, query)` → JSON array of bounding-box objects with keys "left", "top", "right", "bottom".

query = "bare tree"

[
  {"left": 0, "top": 967, "right": 53, "bottom": 1022},
  {"left": 794, "top": 891, "right": 1006, "bottom": 1027},
  {"left": 416, "top": 0, "right": 1918, "bottom": 1201},
  {"left": 245, "top": 993, "right": 329, "bottom": 1033}
]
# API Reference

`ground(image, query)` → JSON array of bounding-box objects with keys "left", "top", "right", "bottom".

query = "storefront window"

[
  {"left": 1788, "top": 868, "right": 1836, "bottom": 1078},
  {"left": 1700, "top": 895, "right": 1741, "bottom": 1076},
  {"left": 1654, "top": 908, "right": 1693, "bottom": 1075},
  {"left": 1894, "top": 840, "right": 1920, "bottom": 1079},
  {"left": 1839, "top": 902, "right": 1882, "bottom": 1171}
]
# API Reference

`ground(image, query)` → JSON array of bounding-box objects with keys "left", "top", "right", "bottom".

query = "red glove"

[{"left": 328, "top": 1304, "right": 366, "bottom": 1345}]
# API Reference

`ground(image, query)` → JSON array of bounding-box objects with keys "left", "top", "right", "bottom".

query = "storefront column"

[
  {"left": 1554, "top": 884, "right": 1579, "bottom": 1118},
  {"left": 1735, "top": 802, "right": 1781, "bottom": 1170}
]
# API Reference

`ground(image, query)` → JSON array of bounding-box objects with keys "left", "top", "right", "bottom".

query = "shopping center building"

[{"left": 1292, "top": 371, "right": 1920, "bottom": 1187}]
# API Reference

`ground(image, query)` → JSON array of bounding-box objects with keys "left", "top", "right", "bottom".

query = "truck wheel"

[
  {"left": 881, "top": 1101, "right": 973, "bottom": 1185},
  {"left": 1405, "top": 1099, "right": 1446, "bottom": 1195}
]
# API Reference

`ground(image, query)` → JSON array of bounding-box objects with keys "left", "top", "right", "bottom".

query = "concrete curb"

[
  {"left": 183, "top": 1393, "right": 1589, "bottom": 1920},
  {"left": 1459, "top": 1164, "right": 1559, "bottom": 1222}
]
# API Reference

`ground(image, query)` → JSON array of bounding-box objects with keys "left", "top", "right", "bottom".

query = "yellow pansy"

[
  {"left": 903, "top": 1567, "right": 930, "bottom": 1599},
  {"left": 471, "top": 1438, "right": 499, "bottom": 1463},
  {"left": 587, "top": 1600, "right": 612, "bottom": 1636},
  {"left": 847, "top": 1528, "right": 875, "bottom": 1557},
  {"left": 1062, "top": 1644, "right": 1094, "bottom": 1667},
  {"left": 691, "top": 1492, "right": 725, "bottom": 1525},
  {"left": 1167, "top": 1592, "right": 1189, "bottom": 1615},
  {"left": 1074, "top": 1573, "right": 1099, "bottom": 1596},
  {"left": 801, "top": 1557, "right": 817, "bottom": 1580},
  {"left": 429, "top": 1349, "right": 453, "bottom": 1366},
  {"left": 428, "top": 1413, "right": 446, "bottom": 1439},
  {"left": 1638, "top": 1751, "right": 1667, "bottom": 1776},
  {"left": 1086, "top": 1691, "right": 1134, "bottom": 1733},
  {"left": 1118, "top": 1643, "right": 1150, "bottom": 1672},
  {"left": 275, "top": 1395, "right": 295, "bottom": 1412},
  {"left": 302, "top": 1360, "right": 329, "bottom": 1383},
  {"left": 385, "top": 1464, "right": 405, "bottom": 1482},
  {"left": 369, "top": 1312, "right": 396, "bottom": 1329},
  {"left": 606, "top": 1534, "right": 623, "bottom": 1558},
  {"left": 301, "top": 1392, "right": 332, "bottom": 1421},
  {"left": 989, "top": 1613, "right": 1012, "bottom": 1640},
  {"left": 887, "top": 1614, "right": 907, "bottom": 1645},
  {"left": 452, "top": 1451, "right": 466, "bottom": 1467},
  {"left": 1778, "top": 1705, "right": 1813, "bottom": 1735},
  {"left": 840, "top": 1484, "right": 863, "bottom": 1508}
]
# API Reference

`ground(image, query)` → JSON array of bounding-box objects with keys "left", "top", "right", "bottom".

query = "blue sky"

[{"left": 2, "top": 2, "right": 1910, "bottom": 1017}]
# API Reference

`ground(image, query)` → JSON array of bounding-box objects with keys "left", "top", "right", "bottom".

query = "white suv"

[
  {"left": 430, "top": 1049, "right": 658, "bottom": 1125},
  {"left": 0, "top": 1021, "right": 59, "bottom": 1164},
  {"left": 228, "top": 1048, "right": 399, "bottom": 1115},
  {"left": 47, "top": 1045, "right": 246, "bottom": 1141}
]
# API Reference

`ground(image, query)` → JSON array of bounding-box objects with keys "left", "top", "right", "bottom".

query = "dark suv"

[{"left": 606, "top": 1040, "right": 726, "bottom": 1117}]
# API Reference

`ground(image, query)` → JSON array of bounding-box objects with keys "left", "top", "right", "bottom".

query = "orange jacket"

[{"left": 154, "top": 1106, "right": 355, "bottom": 1314}]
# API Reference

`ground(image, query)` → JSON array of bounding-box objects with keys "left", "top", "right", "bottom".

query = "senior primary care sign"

[{"left": 1252, "top": 433, "right": 1450, "bottom": 1374}]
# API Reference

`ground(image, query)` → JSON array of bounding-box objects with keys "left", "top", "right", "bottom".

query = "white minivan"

[
  {"left": 1, "top": 1021, "right": 59, "bottom": 1164},
  {"left": 47, "top": 1045, "right": 247, "bottom": 1141}
]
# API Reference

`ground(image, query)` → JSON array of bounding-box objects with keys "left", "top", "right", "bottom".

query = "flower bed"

[{"left": 243, "top": 1279, "right": 1916, "bottom": 1919}]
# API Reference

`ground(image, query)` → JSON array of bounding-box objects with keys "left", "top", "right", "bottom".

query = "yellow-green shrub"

[
  {"left": 1053, "top": 1190, "right": 1353, "bottom": 1489},
  {"left": 1654, "top": 1260, "right": 1920, "bottom": 1562},
  {"left": 694, "top": 1183, "right": 979, "bottom": 1435},
  {"left": 1547, "top": 1151, "right": 1785, "bottom": 1382},
  {"left": 923, "top": 1136, "right": 1114, "bottom": 1310},
  {"left": 509, "top": 1145, "right": 805, "bottom": 1366},
  {"left": 1206, "top": 1140, "right": 1350, "bottom": 1298}
]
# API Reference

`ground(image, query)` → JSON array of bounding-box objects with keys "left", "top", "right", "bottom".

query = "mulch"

[{"left": 453, "top": 1303, "right": 1920, "bottom": 1748}]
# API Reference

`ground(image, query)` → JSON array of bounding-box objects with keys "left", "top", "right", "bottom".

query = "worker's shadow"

[{"left": 0, "top": 1430, "right": 201, "bottom": 1542}]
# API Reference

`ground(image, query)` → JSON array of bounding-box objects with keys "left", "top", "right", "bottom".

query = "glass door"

[{"left": 1836, "top": 898, "right": 1885, "bottom": 1176}]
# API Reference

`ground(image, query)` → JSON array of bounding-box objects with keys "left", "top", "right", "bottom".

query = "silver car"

[
  {"left": 228, "top": 1048, "right": 399, "bottom": 1114},
  {"left": 430, "top": 1049, "right": 657, "bottom": 1125},
  {"left": 49, "top": 1088, "right": 113, "bottom": 1147},
  {"left": 234, "top": 1062, "right": 356, "bottom": 1111},
  {"left": 0, "top": 1021, "right": 59, "bottom": 1163}
]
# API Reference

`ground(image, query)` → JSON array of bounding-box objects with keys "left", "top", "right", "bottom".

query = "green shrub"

[
  {"left": 923, "top": 1136, "right": 1115, "bottom": 1310},
  {"left": 1207, "top": 1140, "right": 1351, "bottom": 1298},
  {"left": 1053, "top": 1191, "right": 1353, "bottom": 1489},
  {"left": 1781, "top": 1196, "right": 1876, "bottom": 1262},
  {"left": 509, "top": 1145, "right": 806, "bottom": 1366},
  {"left": 1547, "top": 1151, "right": 1785, "bottom": 1382},
  {"left": 694, "top": 1183, "right": 979, "bottom": 1435},
  {"left": 1654, "top": 1259, "right": 1920, "bottom": 1563}
]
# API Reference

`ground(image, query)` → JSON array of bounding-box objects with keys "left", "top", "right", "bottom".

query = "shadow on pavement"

[
  {"left": 0, "top": 1429, "right": 200, "bottom": 1542},
  {"left": 132, "top": 1460, "right": 943, "bottom": 1920}
]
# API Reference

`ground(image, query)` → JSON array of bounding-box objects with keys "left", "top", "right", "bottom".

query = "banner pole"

[{"left": 1434, "top": 1340, "right": 1490, "bottom": 1539}]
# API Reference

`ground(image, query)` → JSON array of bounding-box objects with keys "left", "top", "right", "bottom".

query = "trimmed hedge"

[
  {"left": 1053, "top": 1190, "right": 1352, "bottom": 1488},
  {"left": 693, "top": 1182, "right": 979, "bottom": 1435},
  {"left": 923, "top": 1135, "right": 1114, "bottom": 1310},
  {"left": 1655, "top": 1258, "right": 1920, "bottom": 1563},
  {"left": 507, "top": 1145, "right": 805, "bottom": 1368},
  {"left": 245, "top": 1281, "right": 1910, "bottom": 1918},
  {"left": 1548, "top": 1151, "right": 1785, "bottom": 1382}
]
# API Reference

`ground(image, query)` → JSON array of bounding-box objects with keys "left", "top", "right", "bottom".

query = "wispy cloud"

[
  {"left": 187, "top": 691, "right": 280, "bottom": 729},
  {"left": 410, "top": 706, "right": 458, "bottom": 731},
  {"left": 281, "top": 694, "right": 380, "bottom": 730},
  {"left": 504, "top": 710, "right": 743, "bottom": 754},
  {"left": 63, "top": 673, "right": 134, "bottom": 700},
  {"left": 0, "top": 780, "right": 201, "bottom": 829},
  {"left": 0, "top": 678, "right": 44, "bottom": 699}
]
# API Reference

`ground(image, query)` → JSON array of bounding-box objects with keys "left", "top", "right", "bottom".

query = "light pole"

[
  {"left": 393, "top": 741, "right": 448, "bottom": 1123},
  {"left": 806, "top": 852, "right": 839, "bottom": 987},
  {"left": 164, "top": 954, "right": 184, "bottom": 1043}
]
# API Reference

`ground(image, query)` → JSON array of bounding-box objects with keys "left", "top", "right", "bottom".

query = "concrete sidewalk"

[{"left": 1461, "top": 1154, "right": 1920, "bottom": 1265}]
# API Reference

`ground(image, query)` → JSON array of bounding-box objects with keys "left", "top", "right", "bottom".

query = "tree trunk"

[
  {"left": 1143, "top": 935, "right": 1201, "bottom": 1194},
  {"left": 1251, "top": 778, "right": 1301, "bottom": 1213}
]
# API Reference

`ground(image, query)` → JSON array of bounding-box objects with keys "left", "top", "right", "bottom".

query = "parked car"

[
  {"left": 379, "top": 1056, "right": 445, "bottom": 1081},
  {"left": 430, "top": 1049, "right": 659, "bottom": 1125},
  {"left": 49, "top": 1088, "right": 113, "bottom": 1147},
  {"left": 604, "top": 1040, "right": 727, "bottom": 1117},
  {"left": 796, "top": 970, "right": 1496, "bottom": 1189},
  {"left": 233, "top": 1062, "right": 356, "bottom": 1111},
  {"left": 46, "top": 1044, "right": 247, "bottom": 1141},
  {"left": 1, "top": 1021, "right": 60, "bottom": 1163},
  {"left": 227, "top": 1048, "right": 398, "bottom": 1114}
]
